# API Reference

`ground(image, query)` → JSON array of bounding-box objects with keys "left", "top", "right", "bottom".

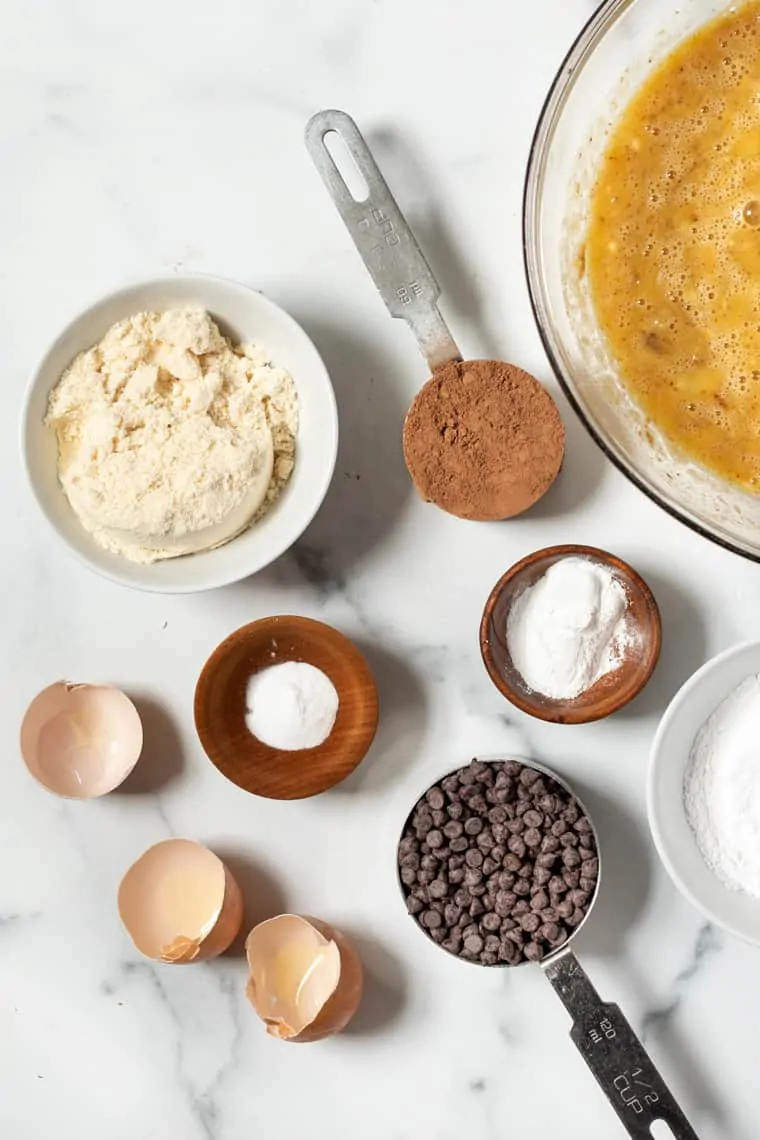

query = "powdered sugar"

[
  {"left": 684, "top": 674, "right": 760, "bottom": 898},
  {"left": 506, "top": 557, "right": 632, "bottom": 700}
]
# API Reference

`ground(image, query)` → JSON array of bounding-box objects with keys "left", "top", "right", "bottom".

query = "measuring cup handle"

[
  {"left": 304, "top": 109, "right": 462, "bottom": 372},
  {"left": 542, "top": 950, "right": 701, "bottom": 1139}
]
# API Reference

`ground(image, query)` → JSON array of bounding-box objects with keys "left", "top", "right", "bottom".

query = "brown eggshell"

[
  {"left": 118, "top": 838, "right": 243, "bottom": 964},
  {"left": 245, "top": 914, "right": 363, "bottom": 1042}
]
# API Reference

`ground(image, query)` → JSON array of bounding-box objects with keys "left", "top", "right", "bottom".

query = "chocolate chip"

[
  {"left": 503, "top": 853, "right": 522, "bottom": 872},
  {"left": 523, "top": 810, "right": 543, "bottom": 829},
  {"left": 463, "top": 933, "right": 484, "bottom": 955},
  {"left": 407, "top": 895, "right": 424, "bottom": 914},
  {"left": 581, "top": 857, "right": 599, "bottom": 879},
  {"left": 534, "top": 866, "right": 551, "bottom": 886},
  {"left": 482, "top": 912, "right": 502, "bottom": 932},
  {"left": 531, "top": 889, "right": 549, "bottom": 912},
  {"left": 559, "top": 831, "right": 578, "bottom": 848},
  {"left": 580, "top": 877, "right": 597, "bottom": 894},
  {"left": 499, "top": 939, "right": 520, "bottom": 964},
  {"left": 421, "top": 910, "right": 442, "bottom": 929},
  {"left": 400, "top": 866, "right": 418, "bottom": 886},
  {"left": 488, "top": 806, "right": 508, "bottom": 824},
  {"left": 427, "top": 787, "right": 445, "bottom": 811},
  {"left": 429, "top": 879, "right": 448, "bottom": 899},
  {"left": 449, "top": 867, "right": 465, "bottom": 885},
  {"left": 495, "top": 891, "right": 516, "bottom": 917},
  {"left": 520, "top": 912, "right": 540, "bottom": 933},
  {"left": 465, "top": 848, "right": 484, "bottom": 868},
  {"left": 551, "top": 819, "right": 568, "bottom": 837},
  {"left": 464, "top": 817, "right": 483, "bottom": 836},
  {"left": 443, "top": 820, "right": 464, "bottom": 839},
  {"left": 444, "top": 904, "right": 462, "bottom": 926},
  {"left": 464, "top": 867, "right": 483, "bottom": 887},
  {"left": 513, "top": 878, "right": 531, "bottom": 897},
  {"left": 447, "top": 802, "right": 464, "bottom": 820},
  {"left": 524, "top": 941, "right": 543, "bottom": 962},
  {"left": 524, "top": 828, "right": 542, "bottom": 848},
  {"left": 508, "top": 836, "right": 526, "bottom": 858}
]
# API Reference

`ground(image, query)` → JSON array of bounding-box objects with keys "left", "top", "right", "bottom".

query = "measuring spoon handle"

[
  {"left": 543, "top": 950, "right": 701, "bottom": 1139},
  {"left": 305, "top": 109, "right": 461, "bottom": 372}
]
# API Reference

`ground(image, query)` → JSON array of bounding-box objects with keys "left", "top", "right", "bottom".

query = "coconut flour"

[{"left": 46, "top": 307, "right": 298, "bottom": 562}]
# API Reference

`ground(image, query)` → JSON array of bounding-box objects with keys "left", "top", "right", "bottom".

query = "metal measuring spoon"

[
  {"left": 305, "top": 110, "right": 565, "bottom": 521},
  {"left": 398, "top": 757, "right": 700, "bottom": 1140}
]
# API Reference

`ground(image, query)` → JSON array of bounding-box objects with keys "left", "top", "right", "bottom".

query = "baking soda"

[
  {"left": 245, "top": 662, "right": 339, "bottom": 751},
  {"left": 506, "top": 557, "right": 631, "bottom": 700}
]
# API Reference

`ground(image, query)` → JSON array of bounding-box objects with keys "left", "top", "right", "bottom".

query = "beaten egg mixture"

[{"left": 587, "top": 2, "right": 760, "bottom": 491}]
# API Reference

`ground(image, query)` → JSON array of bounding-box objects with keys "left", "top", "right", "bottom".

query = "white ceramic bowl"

[
  {"left": 21, "top": 275, "right": 338, "bottom": 593},
  {"left": 648, "top": 640, "right": 760, "bottom": 946}
]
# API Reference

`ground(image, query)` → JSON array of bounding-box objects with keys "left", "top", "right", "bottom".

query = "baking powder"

[
  {"left": 506, "top": 557, "right": 630, "bottom": 700},
  {"left": 684, "top": 674, "right": 760, "bottom": 897},
  {"left": 245, "top": 662, "right": 339, "bottom": 751}
]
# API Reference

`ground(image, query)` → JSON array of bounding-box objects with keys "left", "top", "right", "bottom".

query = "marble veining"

[{"left": 3, "top": 2, "right": 760, "bottom": 1139}]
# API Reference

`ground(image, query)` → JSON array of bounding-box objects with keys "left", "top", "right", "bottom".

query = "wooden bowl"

[
  {"left": 480, "top": 545, "right": 661, "bottom": 725},
  {"left": 194, "top": 616, "right": 379, "bottom": 799}
]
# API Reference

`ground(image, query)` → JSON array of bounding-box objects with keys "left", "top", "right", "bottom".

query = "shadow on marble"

[
  {"left": 616, "top": 568, "right": 707, "bottom": 721},
  {"left": 116, "top": 694, "right": 184, "bottom": 794},
  {"left": 367, "top": 125, "right": 505, "bottom": 363},
  {"left": 211, "top": 848, "right": 288, "bottom": 958},
  {"left": 567, "top": 780, "right": 653, "bottom": 958},
  {"left": 635, "top": 954, "right": 727, "bottom": 1130},
  {"left": 340, "top": 930, "right": 409, "bottom": 1036},
  {"left": 273, "top": 315, "right": 413, "bottom": 581},
  {"left": 331, "top": 640, "right": 428, "bottom": 795}
]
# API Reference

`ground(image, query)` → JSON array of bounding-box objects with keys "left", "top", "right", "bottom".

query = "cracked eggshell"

[
  {"left": 20, "top": 681, "right": 143, "bottom": 797},
  {"left": 118, "top": 839, "right": 243, "bottom": 964},
  {"left": 245, "top": 914, "right": 363, "bottom": 1042}
]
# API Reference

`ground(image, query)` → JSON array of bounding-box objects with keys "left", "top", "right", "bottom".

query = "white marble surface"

[{"left": 3, "top": 1, "right": 760, "bottom": 1137}]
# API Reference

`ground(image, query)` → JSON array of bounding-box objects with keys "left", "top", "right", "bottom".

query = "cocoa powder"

[{"left": 402, "top": 359, "right": 565, "bottom": 521}]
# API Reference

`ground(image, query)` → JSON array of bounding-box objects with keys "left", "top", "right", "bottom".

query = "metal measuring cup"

[
  {"left": 397, "top": 757, "right": 700, "bottom": 1140},
  {"left": 305, "top": 109, "right": 565, "bottom": 521}
]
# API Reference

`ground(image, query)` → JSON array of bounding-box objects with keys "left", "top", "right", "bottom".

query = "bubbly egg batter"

[{"left": 587, "top": 2, "right": 760, "bottom": 491}]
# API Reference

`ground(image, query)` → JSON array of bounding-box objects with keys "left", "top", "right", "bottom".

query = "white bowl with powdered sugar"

[
  {"left": 21, "top": 275, "right": 338, "bottom": 593},
  {"left": 648, "top": 640, "right": 760, "bottom": 947}
]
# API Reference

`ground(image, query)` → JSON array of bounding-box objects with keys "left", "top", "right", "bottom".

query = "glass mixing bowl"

[{"left": 524, "top": 0, "right": 760, "bottom": 560}]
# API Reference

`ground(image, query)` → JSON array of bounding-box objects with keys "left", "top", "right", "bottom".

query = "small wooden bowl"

[
  {"left": 480, "top": 545, "right": 661, "bottom": 725},
  {"left": 194, "top": 616, "right": 379, "bottom": 799}
]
